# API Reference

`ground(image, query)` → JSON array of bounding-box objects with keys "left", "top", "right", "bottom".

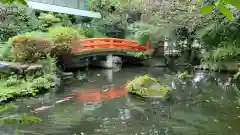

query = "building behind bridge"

[{"left": 27, "top": 0, "right": 101, "bottom": 18}]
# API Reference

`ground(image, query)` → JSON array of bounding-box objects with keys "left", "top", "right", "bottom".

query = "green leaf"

[
  {"left": 16, "top": 0, "right": 28, "bottom": 5},
  {"left": 224, "top": 0, "right": 240, "bottom": 9},
  {"left": 218, "top": 4, "right": 233, "bottom": 20},
  {"left": 200, "top": 3, "right": 214, "bottom": 14}
]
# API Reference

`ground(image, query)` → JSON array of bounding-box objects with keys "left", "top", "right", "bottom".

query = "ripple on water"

[{"left": 2, "top": 68, "right": 240, "bottom": 135}]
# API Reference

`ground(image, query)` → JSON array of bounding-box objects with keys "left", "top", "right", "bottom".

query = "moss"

[
  {"left": 177, "top": 72, "right": 193, "bottom": 79},
  {"left": 125, "top": 75, "right": 169, "bottom": 98}
]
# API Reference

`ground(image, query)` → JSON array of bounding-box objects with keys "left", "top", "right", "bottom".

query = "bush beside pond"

[
  {"left": 0, "top": 56, "right": 58, "bottom": 103},
  {"left": 0, "top": 26, "right": 87, "bottom": 103},
  {"left": 125, "top": 75, "right": 170, "bottom": 99},
  {"left": 49, "top": 26, "right": 85, "bottom": 56},
  {"left": 11, "top": 34, "right": 53, "bottom": 63}
]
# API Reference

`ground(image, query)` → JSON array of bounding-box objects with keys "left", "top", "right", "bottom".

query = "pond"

[{"left": 1, "top": 67, "right": 240, "bottom": 135}]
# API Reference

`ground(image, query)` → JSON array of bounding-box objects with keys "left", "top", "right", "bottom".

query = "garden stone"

[
  {"left": 0, "top": 61, "right": 28, "bottom": 75},
  {"left": 25, "top": 64, "right": 43, "bottom": 73},
  {"left": 61, "top": 72, "right": 74, "bottom": 79},
  {"left": 0, "top": 61, "right": 45, "bottom": 77},
  {"left": 125, "top": 75, "right": 170, "bottom": 99}
]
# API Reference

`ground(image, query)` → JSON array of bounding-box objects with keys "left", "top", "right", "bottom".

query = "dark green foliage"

[
  {"left": 92, "top": 14, "right": 127, "bottom": 38},
  {"left": 127, "top": 22, "right": 165, "bottom": 47},
  {"left": 78, "top": 26, "right": 106, "bottom": 38},
  {"left": 196, "top": 15, "right": 240, "bottom": 49},
  {"left": 196, "top": 13, "right": 240, "bottom": 64},
  {"left": 1, "top": 40, "right": 14, "bottom": 61},
  {"left": 0, "top": 56, "right": 57, "bottom": 103},
  {"left": 89, "top": 0, "right": 142, "bottom": 16},
  {"left": 4, "top": 74, "right": 22, "bottom": 87},
  {"left": 0, "top": 4, "right": 39, "bottom": 41}
]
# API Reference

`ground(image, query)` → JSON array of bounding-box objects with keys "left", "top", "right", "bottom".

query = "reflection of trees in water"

[
  {"left": 170, "top": 71, "right": 240, "bottom": 134},
  {"left": 157, "top": 71, "right": 240, "bottom": 134}
]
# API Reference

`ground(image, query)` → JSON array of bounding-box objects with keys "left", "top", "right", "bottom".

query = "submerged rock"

[{"left": 125, "top": 75, "right": 170, "bottom": 98}]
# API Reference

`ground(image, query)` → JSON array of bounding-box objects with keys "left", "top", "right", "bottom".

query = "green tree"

[{"left": 0, "top": 0, "right": 27, "bottom": 5}]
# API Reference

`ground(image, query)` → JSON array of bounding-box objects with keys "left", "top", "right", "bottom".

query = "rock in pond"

[{"left": 125, "top": 75, "right": 169, "bottom": 99}]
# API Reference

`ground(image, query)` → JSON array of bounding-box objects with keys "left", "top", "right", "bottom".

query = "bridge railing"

[{"left": 72, "top": 38, "right": 151, "bottom": 53}]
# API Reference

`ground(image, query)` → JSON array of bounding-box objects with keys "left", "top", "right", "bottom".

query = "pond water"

[{"left": 1, "top": 67, "right": 240, "bottom": 135}]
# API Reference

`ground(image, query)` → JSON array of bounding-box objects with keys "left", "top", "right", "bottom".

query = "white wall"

[{"left": 29, "top": 0, "right": 86, "bottom": 10}]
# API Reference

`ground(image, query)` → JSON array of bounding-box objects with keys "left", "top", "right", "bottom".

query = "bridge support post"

[{"left": 105, "top": 54, "right": 113, "bottom": 68}]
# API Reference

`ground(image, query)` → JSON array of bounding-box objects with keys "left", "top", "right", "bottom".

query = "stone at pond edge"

[
  {"left": 125, "top": 75, "right": 169, "bottom": 99},
  {"left": 26, "top": 65, "right": 43, "bottom": 73},
  {"left": 0, "top": 61, "right": 43, "bottom": 75},
  {"left": 0, "top": 61, "right": 28, "bottom": 74}
]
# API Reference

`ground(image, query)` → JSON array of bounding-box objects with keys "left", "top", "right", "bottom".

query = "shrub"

[
  {"left": 49, "top": 26, "right": 83, "bottom": 55},
  {"left": 0, "top": 4, "right": 39, "bottom": 41},
  {"left": 0, "top": 41, "right": 14, "bottom": 61},
  {"left": 4, "top": 75, "right": 22, "bottom": 87},
  {"left": 92, "top": 14, "right": 127, "bottom": 38},
  {"left": 37, "top": 12, "right": 72, "bottom": 32},
  {"left": 127, "top": 22, "right": 165, "bottom": 47},
  {"left": 11, "top": 33, "right": 53, "bottom": 63},
  {"left": 201, "top": 43, "right": 240, "bottom": 64},
  {"left": 78, "top": 26, "right": 106, "bottom": 38},
  {"left": 28, "top": 73, "right": 57, "bottom": 91}
]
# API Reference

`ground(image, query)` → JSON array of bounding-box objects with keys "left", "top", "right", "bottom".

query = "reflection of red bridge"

[
  {"left": 72, "top": 38, "right": 151, "bottom": 53},
  {"left": 71, "top": 87, "right": 128, "bottom": 103}
]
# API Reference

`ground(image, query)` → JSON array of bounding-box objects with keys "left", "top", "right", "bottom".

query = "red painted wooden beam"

[{"left": 72, "top": 38, "right": 151, "bottom": 53}]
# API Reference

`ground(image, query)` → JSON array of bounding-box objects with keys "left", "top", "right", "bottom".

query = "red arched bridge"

[
  {"left": 72, "top": 38, "right": 151, "bottom": 54},
  {"left": 59, "top": 38, "right": 153, "bottom": 70}
]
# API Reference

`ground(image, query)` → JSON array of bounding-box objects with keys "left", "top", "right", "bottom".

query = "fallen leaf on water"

[{"left": 205, "top": 100, "right": 210, "bottom": 103}]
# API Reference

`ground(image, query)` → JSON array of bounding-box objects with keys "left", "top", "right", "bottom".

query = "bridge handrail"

[
  {"left": 82, "top": 38, "right": 139, "bottom": 44},
  {"left": 72, "top": 38, "right": 151, "bottom": 53}
]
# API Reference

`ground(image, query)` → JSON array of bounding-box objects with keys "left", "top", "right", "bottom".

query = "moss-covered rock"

[
  {"left": 125, "top": 75, "right": 169, "bottom": 98},
  {"left": 177, "top": 72, "right": 193, "bottom": 79}
]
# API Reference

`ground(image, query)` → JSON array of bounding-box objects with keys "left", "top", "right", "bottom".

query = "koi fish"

[
  {"left": 34, "top": 105, "right": 54, "bottom": 111},
  {"left": 71, "top": 87, "right": 127, "bottom": 104},
  {"left": 55, "top": 96, "right": 73, "bottom": 104}
]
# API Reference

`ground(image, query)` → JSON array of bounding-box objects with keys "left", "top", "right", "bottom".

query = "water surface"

[{"left": 1, "top": 67, "right": 240, "bottom": 135}]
